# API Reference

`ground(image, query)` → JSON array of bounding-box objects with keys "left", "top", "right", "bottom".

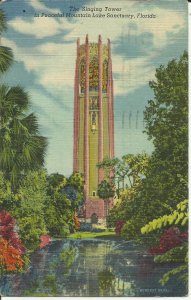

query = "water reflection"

[
  {"left": 98, "top": 268, "right": 115, "bottom": 296},
  {"left": 0, "top": 239, "right": 187, "bottom": 297}
]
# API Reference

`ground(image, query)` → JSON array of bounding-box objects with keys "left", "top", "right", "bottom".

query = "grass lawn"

[{"left": 68, "top": 231, "right": 116, "bottom": 239}]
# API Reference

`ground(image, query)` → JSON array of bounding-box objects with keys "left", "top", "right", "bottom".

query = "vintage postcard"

[{"left": 0, "top": 0, "right": 188, "bottom": 297}]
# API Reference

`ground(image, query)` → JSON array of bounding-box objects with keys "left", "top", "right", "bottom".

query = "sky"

[{"left": 0, "top": 0, "right": 188, "bottom": 176}]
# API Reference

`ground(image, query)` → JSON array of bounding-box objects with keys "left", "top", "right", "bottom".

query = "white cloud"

[
  {"left": 2, "top": 38, "right": 76, "bottom": 92},
  {"left": 29, "top": 0, "right": 59, "bottom": 13},
  {"left": 9, "top": 17, "right": 72, "bottom": 39},
  {"left": 6, "top": 0, "right": 186, "bottom": 96}
]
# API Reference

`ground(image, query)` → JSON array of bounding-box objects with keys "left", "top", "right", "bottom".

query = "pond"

[{"left": 0, "top": 238, "right": 187, "bottom": 297}]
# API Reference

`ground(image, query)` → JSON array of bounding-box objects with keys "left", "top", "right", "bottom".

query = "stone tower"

[{"left": 73, "top": 35, "right": 114, "bottom": 223}]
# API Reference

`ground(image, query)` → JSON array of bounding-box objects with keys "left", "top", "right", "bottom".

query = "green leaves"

[
  {"left": 97, "top": 180, "right": 115, "bottom": 199},
  {"left": 0, "top": 10, "right": 14, "bottom": 74},
  {"left": 10, "top": 170, "right": 48, "bottom": 251},
  {"left": 0, "top": 10, "right": 6, "bottom": 33},
  {"left": 159, "top": 264, "right": 187, "bottom": 286},
  {"left": 154, "top": 243, "right": 188, "bottom": 263},
  {"left": 141, "top": 200, "right": 188, "bottom": 234},
  {"left": 0, "top": 85, "right": 29, "bottom": 122},
  {"left": 0, "top": 46, "right": 14, "bottom": 74},
  {"left": 0, "top": 85, "right": 47, "bottom": 186}
]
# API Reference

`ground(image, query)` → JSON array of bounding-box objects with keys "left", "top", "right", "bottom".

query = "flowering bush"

[
  {"left": 39, "top": 235, "right": 51, "bottom": 249},
  {"left": 0, "top": 238, "right": 24, "bottom": 272},
  {"left": 0, "top": 210, "right": 25, "bottom": 273},
  {"left": 115, "top": 220, "right": 125, "bottom": 235},
  {"left": 149, "top": 226, "right": 188, "bottom": 255},
  {"left": 0, "top": 210, "right": 25, "bottom": 254}
]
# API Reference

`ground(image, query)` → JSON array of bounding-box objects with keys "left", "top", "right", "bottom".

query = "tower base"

[{"left": 84, "top": 197, "right": 113, "bottom": 223}]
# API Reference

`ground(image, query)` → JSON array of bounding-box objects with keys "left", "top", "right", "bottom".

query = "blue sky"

[{"left": 0, "top": 0, "right": 187, "bottom": 175}]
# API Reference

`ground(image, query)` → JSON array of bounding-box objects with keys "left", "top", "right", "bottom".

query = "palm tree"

[
  {"left": 0, "top": 9, "right": 13, "bottom": 73},
  {"left": 0, "top": 10, "right": 46, "bottom": 187},
  {"left": 0, "top": 85, "right": 47, "bottom": 187}
]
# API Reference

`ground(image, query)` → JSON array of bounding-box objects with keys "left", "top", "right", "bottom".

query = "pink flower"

[{"left": 40, "top": 235, "right": 52, "bottom": 249}]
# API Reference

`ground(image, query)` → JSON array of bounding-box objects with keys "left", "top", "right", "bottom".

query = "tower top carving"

[{"left": 78, "top": 36, "right": 110, "bottom": 60}]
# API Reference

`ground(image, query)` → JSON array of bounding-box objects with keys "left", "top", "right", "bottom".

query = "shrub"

[
  {"left": 149, "top": 226, "right": 188, "bottom": 255},
  {"left": 115, "top": 220, "right": 125, "bottom": 235}
]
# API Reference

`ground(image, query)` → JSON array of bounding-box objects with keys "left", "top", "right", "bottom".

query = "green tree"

[
  {"left": 63, "top": 172, "right": 84, "bottom": 209},
  {"left": 110, "top": 52, "right": 188, "bottom": 240},
  {"left": 44, "top": 192, "right": 74, "bottom": 237},
  {"left": 97, "top": 180, "right": 115, "bottom": 217},
  {"left": 47, "top": 173, "right": 66, "bottom": 195},
  {"left": 45, "top": 173, "right": 78, "bottom": 236},
  {"left": 97, "top": 157, "right": 118, "bottom": 182},
  {"left": 0, "top": 10, "right": 13, "bottom": 74},
  {"left": 68, "top": 172, "right": 84, "bottom": 191},
  {"left": 0, "top": 9, "right": 48, "bottom": 253},
  {"left": 0, "top": 171, "right": 11, "bottom": 209},
  {"left": 0, "top": 85, "right": 47, "bottom": 186},
  {"left": 97, "top": 154, "right": 149, "bottom": 197},
  {"left": 142, "top": 51, "right": 188, "bottom": 209},
  {"left": 136, "top": 52, "right": 188, "bottom": 226},
  {"left": 10, "top": 170, "right": 48, "bottom": 251},
  {"left": 107, "top": 153, "right": 149, "bottom": 230}
]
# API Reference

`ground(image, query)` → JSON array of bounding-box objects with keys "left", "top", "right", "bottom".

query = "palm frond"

[
  {"left": 6, "top": 86, "right": 29, "bottom": 111},
  {"left": 0, "top": 46, "right": 13, "bottom": 73},
  {"left": 0, "top": 10, "right": 7, "bottom": 33},
  {"left": 21, "top": 113, "right": 39, "bottom": 134}
]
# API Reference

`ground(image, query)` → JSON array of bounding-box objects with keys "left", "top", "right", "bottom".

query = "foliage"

[
  {"left": 149, "top": 226, "right": 187, "bottom": 255},
  {"left": 107, "top": 153, "right": 149, "bottom": 231},
  {"left": 0, "top": 85, "right": 47, "bottom": 186},
  {"left": 61, "top": 185, "right": 83, "bottom": 209},
  {"left": 141, "top": 200, "right": 188, "bottom": 234},
  {"left": 47, "top": 173, "right": 66, "bottom": 195},
  {"left": 0, "top": 210, "right": 26, "bottom": 274},
  {"left": 0, "top": 210, "right": 25, "bottom": 254},
  {"left": 121, "top": 219, "right": 141, "bottom": 241},
  {"left": 44, "top": 192, "right": 73, "bottom": 237},
  {"left": 10, "top": 170, "right": 48, "bottom": 251},
  {"left": 0, "top": 171, "right": 11, "bottom": 209},
  {"left": 0, "top": 10, "right": 7, "bottom": 33},
  {"left": 0, "top": 238, "right": 24, "bottom": 273},
  {"left": 0, "top": 10, "right": 14, "bottom": 73},
  {"left": 97, "top": 180, "right": 115, "bottom": 217},
  {"left": 141, "top": 52, "right": 188, "bottom": 212},
  {"left": 45, "top": 172, "right": 84, "bottom": 237},
  {"left": 97, "top": 180, "right": 115, "bottom": 199},
  {"left": 97, "top": 157, "right": 118, "bottom": 181},
  {"left": 112, "top": 53, "right": 188, "bottom": 242},
  {"left": 115, "top": 220, "right": 125, "bottom": 235},
  {"left": 68, "top": 172, "right": 84, "bottom": 191},
  {"left": 107, "top": 202, "right": 124, "bottom": 228},
  {"left": 0, "top": 46, "right": 14, "bottom": 74},
  {"left": 141, "top": 199, "right": 188, "bottom": 287},
  {"left": 47, "top": 172, "right": 84, "bottom": 209},
  {"left": 98, "top": 154, "right": 149, "bottom": 195},
  {"left": 154, "top": 243, "right": 187, "bottom": 263},
  {"left": 159, "top": 264, "right": 188, "bottom": 287}
]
